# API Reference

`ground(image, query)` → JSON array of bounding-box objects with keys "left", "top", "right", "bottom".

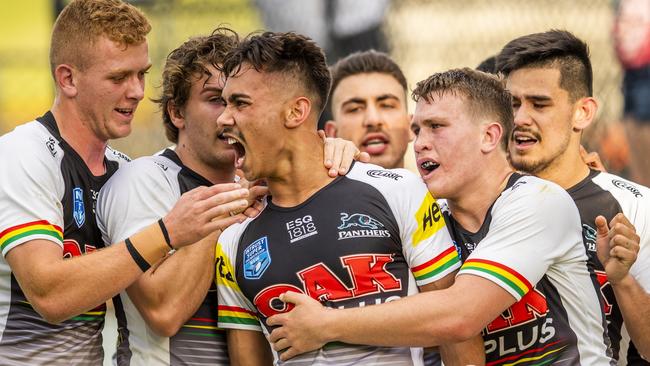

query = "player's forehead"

[{"left": 333, "top": 72, "right": 406, "bottom": 104}]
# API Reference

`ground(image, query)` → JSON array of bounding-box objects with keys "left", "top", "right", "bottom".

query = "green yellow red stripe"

[
  {"left": 411, "top": 246, "right": 460, "bottom": 281},
  {"left": 460, "top": 259, "right": 532, "bottom": 298},
  {"left": 218, "top": 305, "right": 259, "bottom": 326},
  {"left": 0, "top": 220, "right": 63, "bottom": 251}
]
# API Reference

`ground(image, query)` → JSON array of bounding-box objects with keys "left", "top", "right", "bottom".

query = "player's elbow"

[
  {"left": 433, "top": 314, "right": 483, "bottom": 343},
  {"left": 31, "top": 297, "right": 72, "bottom": 324},
  {"left": 144, "top": 309, "right": 185, "bottom": 337}
]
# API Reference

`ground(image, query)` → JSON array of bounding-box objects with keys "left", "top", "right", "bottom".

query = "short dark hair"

[
  {"left": 152, "top": 27, "right": 238, "bottom": 143},
  {"left": 330, "top": 50, "right": 407, "bottom": 97},
  {"left": 220, "top": 31, "right": 331, "bottom": 115},
  {"left": 496, "top": 30, "right": 593, "bottom": 101},
  {"left": 476, "top": 55, "right": 497, "bottom": 74},
  {"left": 412, "top": 68, "right": 513, "bottom": 150}
]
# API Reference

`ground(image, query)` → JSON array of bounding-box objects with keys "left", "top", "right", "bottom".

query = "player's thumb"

[{"left": 595, "top": 215, "right": 609, "bottom": 238}]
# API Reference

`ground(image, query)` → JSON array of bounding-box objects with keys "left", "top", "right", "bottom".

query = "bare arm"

[
  {"left": 596, "top": 214, "right": 650, "bottom": 358},
  {"left": 227, "top": 329, "right": 274, "bottom": 366},
  {"left": 5, "top": 184, "right": 249, "bottom": 324},
  {"left": 267, "top": 274, "right": 513, "bottom": 361},
  {"left": 420, "top": 274, "right": 486, "bottom": 366},
  {"left": 126, "top": 232, "right": 218, "bottom": 337}
]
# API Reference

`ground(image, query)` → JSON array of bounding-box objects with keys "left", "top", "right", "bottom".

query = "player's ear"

[
  {"left": 55, "top": 64, "right": 77, "bottom": 98},
  {"left": 324, "top": 121, "right": 338, "bottom": 137},
  {"left": 572, "top": 97, "right": 597, "bottom": 132},
  {"left": 481, "top": 121, "right": 503, "bottom": 153},
  {"left": 285, "top": 97, "right": 311, "bottom": 129},
  {"left": 168, "top": 101, "right": 185, "bottom": 130}
]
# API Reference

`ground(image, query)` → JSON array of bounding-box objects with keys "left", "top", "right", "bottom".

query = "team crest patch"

[
  {"left": 582, "top": 224, "right": 597, "bottom": 252},
  {"left": 243, "top": 236, "right": 271, "bottom": 279},
  {"left": 72, "top": 187, "right": 85, "bottom": 228},
  {"left": 337, "top": 213, "right": 390, "bottom": 240}
]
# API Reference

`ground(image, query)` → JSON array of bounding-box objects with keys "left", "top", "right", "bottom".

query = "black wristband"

[
  {"left": 125, "top": 238, "right": 151, "bottom": 272},
  {"left": 158, "top": 218, "right": 174, "bottom": 250}
]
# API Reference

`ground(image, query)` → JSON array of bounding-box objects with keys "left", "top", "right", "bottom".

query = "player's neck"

[
  {"left": 448, "top": 159, "right": 513, "bottom": 233},
  {"left": 267, "top": 132, "right": 335, "bottom": 208},
  {"left": 534, "top": 146, "right": 590, "bottom": 190},
  {"left": 175, "top": 144, "right": 237, "bottom": 185},
  {"left": 51, "top": 103, "right": 108, "bottom": 176}
]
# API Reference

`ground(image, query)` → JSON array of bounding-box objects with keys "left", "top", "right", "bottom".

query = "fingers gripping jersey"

[
  {"left": 447, "top": 174, "right": 614, "bottom": 366},
  {"left": 216, "top": 163, "right": 459, "bottom": 365},
  {"left": 96, "top": 149, "right": 230, "bottom": 366},
  {"left": 568, "top": 169, "right": 650, "bottom": 365},
  {"left": 0, "top": 112, "right": 129, "bottom": 365}
]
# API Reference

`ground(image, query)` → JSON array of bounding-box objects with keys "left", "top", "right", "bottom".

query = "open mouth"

[
  {"left": 362, "top": 134, "right": 389, "bottom": 155},
  {"left": 115, "top": 107, "right": 134, "bottom": 118},
  {"left": 219, "top": 133, "right": 246, "bottom": 168},
  {"left": 512, "top": 131, "right": 540, "bottom": 148},
  {"left": 417, "top": 158, "right": 440, "bottom": 178}
]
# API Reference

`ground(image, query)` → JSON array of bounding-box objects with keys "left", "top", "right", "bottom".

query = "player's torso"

[
  {"left": 116, "top": 149, "right": 229, "bottom": 366},
  {"left": 447, "top": 174, "right": 603, "bottom": 366},
  {"left": 569, "top": 169, "right": 649, "bottom": 365},
  {"left": 0, "top": 112, "right": 124, "bottom": 365},
  {"left": 236, "top": 176, "right": 419, "bottom": 365}
]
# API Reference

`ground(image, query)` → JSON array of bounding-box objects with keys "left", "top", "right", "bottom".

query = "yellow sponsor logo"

[
  {"left": 412, "top": 192, "right": 445, "bottom": 246},
  {"left": 215, "top": 243, "right": 241, "bottom": 292}
]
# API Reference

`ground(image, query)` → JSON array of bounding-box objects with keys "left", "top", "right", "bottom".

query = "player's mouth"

[
  {"left": 219, "top": 133, "right": 246, "bottom": 169},
  {"left": 416, "top": 157, "right": 440, "bottom": 179},
  {"left": 114, "top": 107, "right": 136, "bottom": 120},
  {"left": 512, "top": 130, "right": 540, "bottom": 151},
  {"left": 361, "top": 133, "right": 389, "bottom": 155}
]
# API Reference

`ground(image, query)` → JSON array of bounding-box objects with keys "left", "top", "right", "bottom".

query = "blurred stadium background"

[{"left": 0, "top": 0, "right": 627, "bottom": 173}]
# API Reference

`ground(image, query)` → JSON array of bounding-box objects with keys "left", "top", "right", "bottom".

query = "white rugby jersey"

[
  {"left": 568, "top": 169, "right": 650, "bottom": 365},
  {"left": 0, "top": 112, "right": 129, "bottom": 365},
  {"left": 447, "top": 173, "right": 614, "bottom": 366},
  {"left": 216, "top": 162, "right": 460, "bottom": 365},
  {"left": 96, "top": 149, "right": 230, "bottom": 365}
]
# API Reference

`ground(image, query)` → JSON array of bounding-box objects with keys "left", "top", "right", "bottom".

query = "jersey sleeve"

[
  {"left": 96, "top": 157, "right": 178, "bottom": 246},
  {"left": 458, "top": 178, "right": 584, "bottom": 301},
  {"left": 627, "top": 190, "right": 650, "bottom": 291},
  {"left": 215, "top": 223, "right": 262, "bottom": 332},
  {"left": 398, "top": 179, "right": 459, "bottom": 287},
  {"left": 0, "top": 130, "right": 64, "bottom": 257}
]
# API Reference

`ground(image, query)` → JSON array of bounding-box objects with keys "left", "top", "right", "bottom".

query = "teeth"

[
  {"left": 227, "top": 138, "right": 237, "bottom": 145},
  {"left": 421, "top": 161, "right": 438, "bottom": 171},
  {"left": 366, "top": 139, "right": 385, "bottom": 145}
]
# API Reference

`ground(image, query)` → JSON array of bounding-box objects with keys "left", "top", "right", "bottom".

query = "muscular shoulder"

[
  {"left": 0, "top": 121, "right": 64, "bottom": 194},
  {"left": 494, "top": 175, "right": 577, "bottom": 217},
  {"left": 345, "top": 162, "right": 422, "bottom": 191}
]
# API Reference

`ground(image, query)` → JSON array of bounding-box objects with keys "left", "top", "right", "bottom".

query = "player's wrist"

[
  {"left": 609, "top": 272, "right": 635, "bottom": 288},
  {"left": 321, "top": 307, "right": 344, "bottom": 344},
  {"left": 125, "top": 221, "right": 172, "bottom": 271}
]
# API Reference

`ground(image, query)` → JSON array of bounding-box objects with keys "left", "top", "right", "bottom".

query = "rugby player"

[
  {"left": 265, "top": 68, "right": 617, "bottom": 365},
  {"left": 213, "top": 32, "right": 483, "bottom": 365},
  {"left": 496, "top": 29, "right": 650, "bottom": 363}
]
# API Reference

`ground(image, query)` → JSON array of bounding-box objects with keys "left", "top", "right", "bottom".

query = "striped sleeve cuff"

[
  {"left": 1, "top": 220, "right": 63, "bottom": 255},
  {"left": 458, "top": 259, "right": 533, "bottom": 300},
  {"left": 411, "top": 246, "right": 461, "bottom": 285},
  {"left": 217, "top": 305, "right": 262, "bottom": 331}
]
